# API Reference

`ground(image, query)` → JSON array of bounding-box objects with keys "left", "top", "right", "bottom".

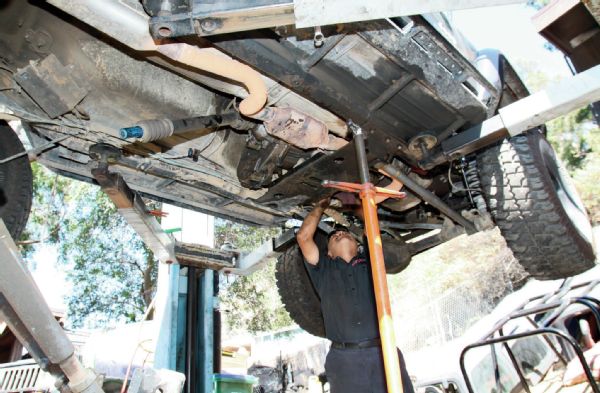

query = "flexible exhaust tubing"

[{"left": 46, "top": 0, "right": 268, "bottom": 116}]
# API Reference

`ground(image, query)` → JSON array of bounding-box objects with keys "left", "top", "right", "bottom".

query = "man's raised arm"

[{"left": 296, "top": 198, "right": 329, "bottom": 265}]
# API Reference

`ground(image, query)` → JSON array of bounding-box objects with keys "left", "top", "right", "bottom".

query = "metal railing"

[
  {"left": 460, "top": 280, "right": 600, "bottom": 393},
  {"left": 0, "top": 359, "right": 54, "bottom": 393}
]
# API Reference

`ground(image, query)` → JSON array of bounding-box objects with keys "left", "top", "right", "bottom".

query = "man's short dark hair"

[{"left": 327, "top": 224, "right": 350, "bottom": 241}]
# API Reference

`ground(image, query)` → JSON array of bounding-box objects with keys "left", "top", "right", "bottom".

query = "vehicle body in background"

[
  {"left": 0, "top": 0, "right": 596, "bottom": 337},
  {"left": 410, "top": 268, "right": 600, "bottom": 393}
]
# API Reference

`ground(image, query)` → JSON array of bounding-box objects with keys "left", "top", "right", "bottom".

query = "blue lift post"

[
  {"left": 155, "top": 265, "right": 218, "bottom": 393},
  {"left": 89, "top": 162, "right": 228, "bottom": 393},
  {"left": 187, "top": 267, "right": 217, "bottom": 393}
]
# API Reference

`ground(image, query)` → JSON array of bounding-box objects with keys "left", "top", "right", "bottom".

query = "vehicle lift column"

[
  {"left": 163, "top": 266, "right": 218, "bottom": 393},
  {"left": 88, "top": 144, "right": 288, "bottom": 393},
  {"left": 89, "top": 144, "right": 240, "bottom": 393},
  {"left": 152, "top": 265, "right": 218, "bottom": 393}
]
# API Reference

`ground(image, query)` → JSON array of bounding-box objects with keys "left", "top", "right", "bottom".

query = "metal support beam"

[
  {"left": 293, "top": 0, "right": 524, "bottom": 28},
  {"left": 377, "top": 163, "right": 477, "bottom": 234},
  {"left": 420, "top": 64, "right": 600, "bottom": 169},
  {"left": 498, "top": 64, "right": 600, "bottom": 135},
  {"left": 153, "top": 263, "right": 184, "bottom": 371},
  {"left": 91, "top": 163, "right": 177, "bottom": 264},
  {"left": 146, "top": 0, "right": 524, "bottom": 37},
  {"left": 224, "top": 238, "right": 282, "bottom": 276},
  {"left": 198, "top": 270, "right": 214, "bottom": 393},
  {"left": 175, "top": 243, "right": 237, "bottom": 270},
  {"left": 185, "top": 267, "right": 198, "bottom": 393},
  {"left": 431, "top": 115, "right": 508, "bottom": 168},
  {"left": 90, "top": 147, "right": 288, "bottom": 275},
  {"left": 0, "top": 220, "right": 104, "bottom": 393},
  {"left": 183, "top": 267, "right": 216, "bottom": 393},
  {"left": 149, "top": 1, "right": 295, "bottom": 38},
  {"left": 367, "top": 75, "right": 414, "bottom": 114}
]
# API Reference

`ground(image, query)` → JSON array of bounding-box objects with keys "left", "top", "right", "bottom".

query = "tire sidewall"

[
  {"left": 531, "top": 132, "right": 595, "bottom": 260},
  {"left": 0, "top": 124, "right": 33, "bottom": 239},
  {"left": 275, "top": 235, "right": 326, "bottom": 337}
]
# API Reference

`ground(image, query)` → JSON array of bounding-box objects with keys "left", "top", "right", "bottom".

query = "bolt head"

[{"left": 201, "top": 19, "right": 217, "bottom": 32}]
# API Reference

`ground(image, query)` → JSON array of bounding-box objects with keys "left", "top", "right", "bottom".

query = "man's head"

[{"left": 327, "top": 225, "right": 358, "bottom": 261}]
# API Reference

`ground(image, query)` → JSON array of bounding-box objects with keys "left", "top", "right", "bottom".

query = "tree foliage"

[
  {"left": 215, "top": 220, "right": 293, "bottom": 335},
  {"left": 21, "top": 164, "right": 157, "bottom": 328}
]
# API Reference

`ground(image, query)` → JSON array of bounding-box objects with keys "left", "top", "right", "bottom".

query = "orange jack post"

[{"left": 322, "top": 120, "right": 406, "bottom": 393}]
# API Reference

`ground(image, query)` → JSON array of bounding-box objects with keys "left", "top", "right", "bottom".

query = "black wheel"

[
  {"left": 477, "top": 130, "right": 596, "bottom": 280},
  {"left": 0, "top": 123, "right": 33, "bottom": 240},
  {"left": 275, "top": 243, "right": 326, "bottom": 337}
]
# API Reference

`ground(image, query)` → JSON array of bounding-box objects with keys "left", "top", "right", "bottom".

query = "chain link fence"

[
  {"left": 391, "top": 238, "right": 527, "bottom": 353},
  {"left": 395, "top": 285, "right": 498, "bottom": 352}
]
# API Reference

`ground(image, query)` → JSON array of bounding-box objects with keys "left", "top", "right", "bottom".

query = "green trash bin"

[{"left": 213, "top": 374, "right": 258, "bottom": 393}]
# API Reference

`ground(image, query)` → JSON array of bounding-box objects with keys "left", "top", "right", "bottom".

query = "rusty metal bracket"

[
  {"left": 174, "top": 242, "right": 237, "bottom": 270},
  {"left": 90, "top": 145, "right": 177, "bottom": 264},
  {"left": 148, "top": 0, "right": 294, "bottom": 39}
]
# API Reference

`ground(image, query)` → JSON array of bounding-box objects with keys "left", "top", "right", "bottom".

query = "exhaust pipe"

[
  {"left": 47, "top": 0, "right": 268, "bottom": 116},
  {"left": 155, "top": 44, "right": 267, "bottom": 116}
]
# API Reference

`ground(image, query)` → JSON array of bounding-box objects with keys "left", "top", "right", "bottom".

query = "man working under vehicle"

[{"left": 297, "top": 197, "right": 414, "bottom": 393}]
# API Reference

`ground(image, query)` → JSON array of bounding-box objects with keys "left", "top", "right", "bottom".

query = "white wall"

[{"left": 160, "top": 204, "right": 214, "bottom": 247}]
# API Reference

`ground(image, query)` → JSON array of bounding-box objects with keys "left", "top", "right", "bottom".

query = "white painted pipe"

[{"left": 47, "top": 0, "right": 268, "bottom": 116}]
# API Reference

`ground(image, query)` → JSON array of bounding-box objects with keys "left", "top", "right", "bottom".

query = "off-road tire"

[
  {"left": 275, "top": 243, "right": 326, "bottom": 337},
  {"left": 477, "top": 130, "right": 596, "bottom": 280},
  {"left": 0, "top": 124, "right": 33, "bottom": 240}
]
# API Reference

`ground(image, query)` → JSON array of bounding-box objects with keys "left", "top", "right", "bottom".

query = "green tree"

[
  {"left": 21, "top": 163, "right": 157, "bottom": 328},
  {"left": 215, "top": 220, "right": 293, "bottom": 335}
]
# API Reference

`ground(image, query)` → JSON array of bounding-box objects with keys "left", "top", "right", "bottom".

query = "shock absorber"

[
  {"left": 119, "top": 112, "right": 250, "bottom": 143},
  {"left": 460, "top": 157, "right": 487, "bottom": 213}
]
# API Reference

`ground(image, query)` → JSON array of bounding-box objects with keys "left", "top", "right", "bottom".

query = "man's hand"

[
  {"left": 316, "top": 197, "right": 331, "bottom": 211},
  {"left": 297, "top": 197, "right": 330, "bottom": 265},
  {"left": 333, "top": 192, "right": 359, "bottom": 207}
]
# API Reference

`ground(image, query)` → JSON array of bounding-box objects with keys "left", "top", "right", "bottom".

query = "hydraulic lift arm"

[
  {"left": 421, "top": 64, "right": 600, "bottom": 169},
  {"left": 0, "top": 220, "right": 104, "bottom": 393}
]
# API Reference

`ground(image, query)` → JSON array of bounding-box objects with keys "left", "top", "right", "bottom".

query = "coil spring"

[{"left": 461, "top": 157, "right": 487, "bottom": 212}]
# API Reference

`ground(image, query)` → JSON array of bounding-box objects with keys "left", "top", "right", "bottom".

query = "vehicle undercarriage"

[{"left": 0, "top": 0, "right": 596, "bottom": 337}]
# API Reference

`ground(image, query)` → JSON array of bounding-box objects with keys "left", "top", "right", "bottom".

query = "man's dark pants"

[{"left": 325, "top": 346, "right": 415, "bottom": 393}]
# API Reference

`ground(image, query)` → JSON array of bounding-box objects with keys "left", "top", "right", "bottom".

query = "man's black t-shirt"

[{"left": 304, "top": 253, "right": 379, "bottom": 343}]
